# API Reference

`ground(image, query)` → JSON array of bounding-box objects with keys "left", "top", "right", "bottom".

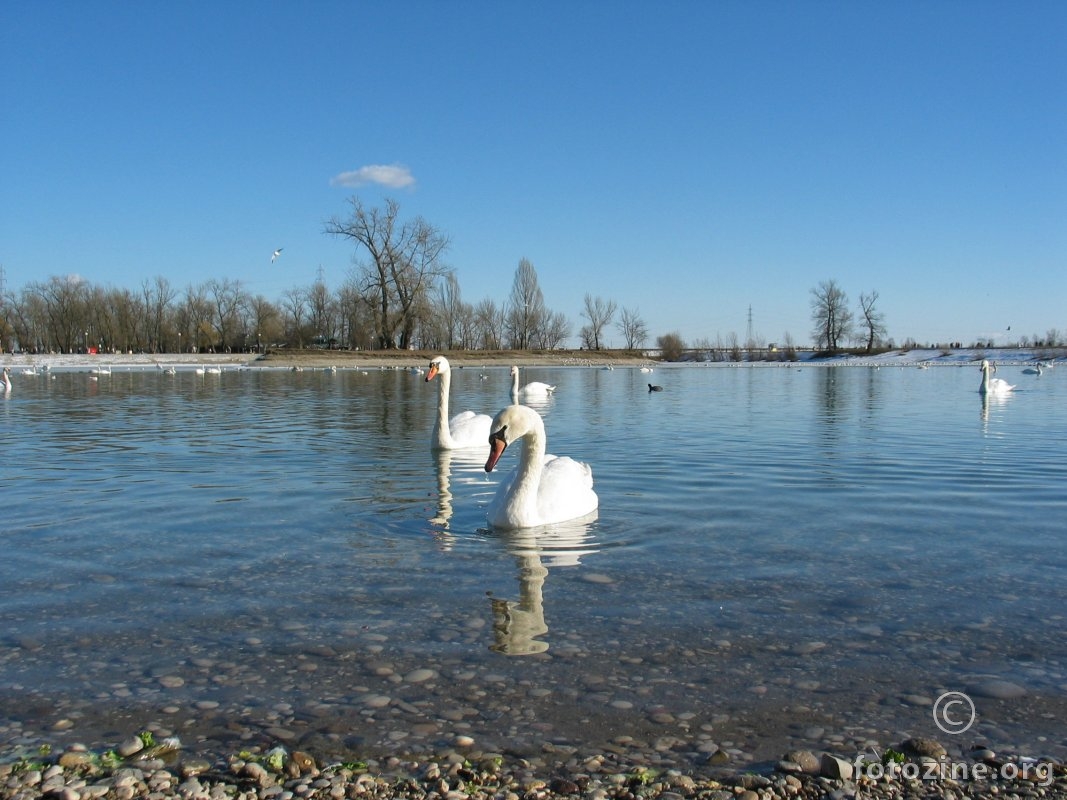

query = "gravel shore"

[{"left": 2, "top": 731, "right": 1064, "bottom": 800}]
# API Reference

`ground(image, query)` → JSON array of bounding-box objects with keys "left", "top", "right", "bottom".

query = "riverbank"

[
  {"left": 0, "top": 349, "right": 657, "bottom": 372},
  {"left": 2, "top": 346, "right": 1061, "bottom": 373},
  {"left": 1, "top": 728, "right": 1063, "bottom": 800}
]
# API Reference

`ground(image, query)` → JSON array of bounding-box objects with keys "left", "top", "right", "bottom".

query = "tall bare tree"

[
  {"left": 535, "top": 310, "right": 570, "bottom": 350},
  {"left": 140, "top": 277, "right": 177, "bottom": 352},
  {"left": 206, "top": 278, "right": 245, "bottom": 351},
  {"left": 180, "top": 284, "right": 214, "bottom": 353},
  {"left": 280, "top": 287, "right": 310, "bottom": 349},
  {"left": 473, "top": 298, "right": 504, "bottom": 350},
  {"left": 810, "top": 279, "right": 853, "bottom": 352},
  {"left": 579, "top": 294, "right": 617, "bottom": 350},
  {"left": 857, "top": 290, "right": 887, "bottom": 353},
  {"left": 245, "top": 294, "right": 282, "bottom": 352},
  {"left": 504, "top": 258, "right": 547, "bottom": 349},
  {"left": 325, "top": 197, "right": 450, "bottom": 349},
  {"left": 434, "top": 272, "right": 468, "bottom": 350},
  {"left": 616, "top": 307, "right": 648, "bottom": 350}
]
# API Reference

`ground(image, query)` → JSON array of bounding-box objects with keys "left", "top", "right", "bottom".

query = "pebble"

[{"left": 968, "top": 679, "right": 1028, "bottom": 699}]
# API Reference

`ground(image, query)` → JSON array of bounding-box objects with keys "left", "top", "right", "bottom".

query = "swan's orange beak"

[
  {"left": 485, "top": 433, "right": 507, "bottom": 472},
  {"left": 425, "top": 364, "right": 439, "bottom": 382}
]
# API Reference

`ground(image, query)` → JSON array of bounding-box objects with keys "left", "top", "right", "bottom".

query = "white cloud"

[{"left": 330, "top": 164, "right": 416, "bottom": 189}]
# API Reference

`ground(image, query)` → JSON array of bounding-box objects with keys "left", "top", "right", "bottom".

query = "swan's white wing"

[
  {"left": 448, "top": 411, "right": 492, "bottom": 448},
  {"left": 536, "top": 455, "right": 598, "bottom": 525},
  {"left": 520, "top": 381, "right": 556, "bottom": 396}
]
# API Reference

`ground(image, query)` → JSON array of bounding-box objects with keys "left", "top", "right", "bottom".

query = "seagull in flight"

[{"left": 271, "top": 248, "right": 283, "bottom": 263}]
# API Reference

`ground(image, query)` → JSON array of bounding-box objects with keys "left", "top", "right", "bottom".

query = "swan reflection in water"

[
  {"left": 428, "top": 444, "right": 599, "bottom": 655},
  {"left": 980, "top": 390, "right": 1012, "bottom": 427},
  {"left": 429, "top": 448, "right": 494, "bottom": 534},
  {"left": 487, "top": 517, "right": 599, "bottom": 656}
]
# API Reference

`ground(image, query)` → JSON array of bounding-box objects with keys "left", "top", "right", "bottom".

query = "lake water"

[{"left": 1, "top": 360, "right": 1065, "bottom": 768}]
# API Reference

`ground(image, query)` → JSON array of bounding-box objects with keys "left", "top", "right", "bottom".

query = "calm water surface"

[{"left": 1, "top": 362, "right": 1065, "bottom": 765}]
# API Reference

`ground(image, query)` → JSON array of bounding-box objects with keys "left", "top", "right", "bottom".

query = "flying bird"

[{"left": 271, "top": 248, "right": 283, "bottom": 263}]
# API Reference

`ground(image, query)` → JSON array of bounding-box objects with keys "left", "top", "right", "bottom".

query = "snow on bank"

[{"left": 1, "top": 347, "right": 1063, "bottom": 374}]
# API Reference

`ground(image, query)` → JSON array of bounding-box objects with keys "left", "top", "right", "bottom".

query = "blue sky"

[{"left": 3, "top": 1, "right": 1065, "bottom": 349}]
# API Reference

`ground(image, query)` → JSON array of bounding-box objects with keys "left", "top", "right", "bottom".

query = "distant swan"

[
  {"left": 648, "top": 383, "right": 663, "bottom": 392},
  {"left": 510, "top": 365, "right": 555, "bottom": 399},
  {"left": 425, "top": 355, "right": 492, "bottom": 450},
  {"left": 1, "top": 367, "right": 11, "bottom": 393},
  {"left": 483, "top": 404, "right": 598, "bottom": 529},
  {"left": 1021, "top": 363, "right": 1043, "bottom": 376},
  {"left": 979, "top": 360, "right": 1015, "bottom": 396}
]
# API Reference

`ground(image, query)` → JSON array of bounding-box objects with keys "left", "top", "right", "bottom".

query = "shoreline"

[
  {"left": 2, "top": 345, "right": 1062, "bottom": 373},
  {"left": 1, "top": 726, "right": 1063, "bottom": 800}
]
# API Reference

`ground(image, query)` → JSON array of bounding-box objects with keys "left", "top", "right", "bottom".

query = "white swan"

[
  {"left": 510, "top": 365, "right": 555, "bottom": 399},
  {"left": 425, "top": 355, "right": 492, "bottom": 450},
  {"left": 1, "top": 367, "right": 11, "bottom": 394},
  {"left": 483, "top": 404, "right": 598, "bottom": 529},
  {"left": 979, "top": 359, "right": 1015, "bottom": 396}
]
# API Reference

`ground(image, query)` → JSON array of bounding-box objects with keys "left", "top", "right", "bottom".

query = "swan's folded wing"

[
  {"left": 448, "top": 411, "right": 492, "bottom": 447},
  {"left": 538, "top": 455, "right": 598, "bottom": 522}
]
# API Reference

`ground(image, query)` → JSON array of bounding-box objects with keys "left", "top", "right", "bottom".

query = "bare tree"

[
  {"left": 245, "top": 294, "right": 282, "bottom": 352},
  {"left": 280, "top": 287, "right": 310, "bottom": 349},
  {"left": 325, "top": 197, "right": 450, "bottom": 349},
  {"left": 857, "top": 290, "right": 887, "bottom": 353},
  {"left": 473, "top": 297, "right": 504, "bottom": 350},
  {"left": 28, "top": 275, "right": 91, "bottom": 353},
  {"left": 179, "top": 284, "right": 214, "bottom": 353},
  {"left": 504, "top": 258, "right": 547, "bottom": 349},
  {"left": 535, "top": 310, "right": 570, "bottom": 350},
  {"left": 307, "top": 280, "right": 338, "bottom": 347},
  {"left": 579, "top": 294, "right": 617, "bottom": 350},
  {"left": 140, "top": 277, "right": 177, "bottom": 352},
  {"left": 616, "top": 307, "right": 648, "bottom": 349},
  {"left": 336, "top": 280, "right": 374, "bottom": 351},
  {"left": 810, "top": 279, "right": 853, "bottom": 352},
  {"left": 434, "top": 272, "right": 468, "bottom": 350},
  {"left": 206, "top": 278, "right": 245, "bottom": 351}
]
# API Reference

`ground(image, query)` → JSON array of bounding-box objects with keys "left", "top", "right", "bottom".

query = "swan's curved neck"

[
  {"left": 434, "top": 370, "right": 454, "bottom": 447},
  {"left": 509, "top": 421, "right": 546, "bottom": 517}
]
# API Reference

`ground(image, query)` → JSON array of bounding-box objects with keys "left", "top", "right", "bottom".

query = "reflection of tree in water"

[{"left": 487, "top": 519, "right": 598, "bottom": 656}]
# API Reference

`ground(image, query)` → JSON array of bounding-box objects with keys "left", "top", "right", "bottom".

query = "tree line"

[
  {"left": 6, "top": 197, "right": 1054, "bottom": 358},
  {"left": 0, "top": 199, "right": 652, "bottom": 356}
]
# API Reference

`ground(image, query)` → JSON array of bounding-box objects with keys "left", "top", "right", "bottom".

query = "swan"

[
  {"left": 425, "top": 355, "right": 492, "bottom": 450},
  {"left": 648, "top": 383, "right": 663, "bottom": 392},
  {"left": 510, "top": 365, "right": 555, "bottom": 399},
  {"left": 979, "top": 360, "right": 1015, "bottom": 396},
  {"left": 1021, "top": 363, "right": 1043, "bottom": 376},
  {"left": 1, "top": 367, "right": 11, "bottom": 393},
  {"left": 483, "top": 404, "right": 598, "bottom": 529}
]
